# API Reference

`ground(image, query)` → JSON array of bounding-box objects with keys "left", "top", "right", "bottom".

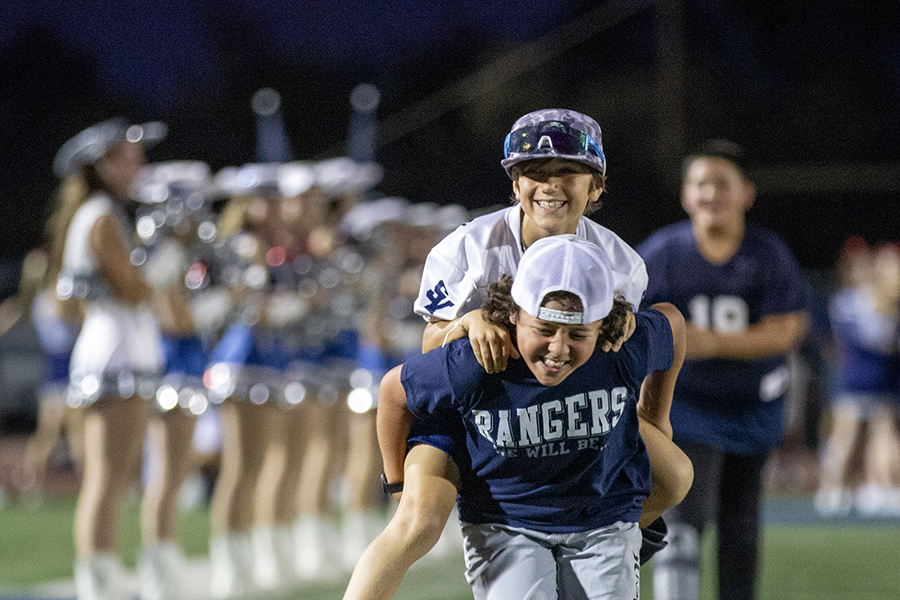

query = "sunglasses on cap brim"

[{"left": 503, "top": 121, "right": 604, "bottom": 162}]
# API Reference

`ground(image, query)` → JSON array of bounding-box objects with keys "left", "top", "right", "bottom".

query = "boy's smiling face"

[
  {"left": 514, "top": 158, "right": 602, "bottom": 242},
  {"left": 681, "top": 156, "right": 755, "bottom": 231},
  {"left": 514, "top": 300, "right": 603, "bottom": 386}
]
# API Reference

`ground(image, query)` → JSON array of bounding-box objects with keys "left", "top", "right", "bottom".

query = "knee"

[
  {"left": 393, "top": 496, "right": 448, "bottom": 556},
  {"left": 652, "top": 445, "right": 694, "bottom": 509},
  {"left": 668, "top": 448, "right": 694, "bottom": 506}
]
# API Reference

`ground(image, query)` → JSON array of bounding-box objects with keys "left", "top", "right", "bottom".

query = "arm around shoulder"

[
  {"left": 422, "top": 318, "right": 464, "bottom": 353},
  {"left": 423, "top": 309, "right": 519, "bottom": 373}
]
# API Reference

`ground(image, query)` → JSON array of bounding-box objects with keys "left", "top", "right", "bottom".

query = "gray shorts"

[{"left": 461, "top": 520, "right": 641, "bottom": 600}]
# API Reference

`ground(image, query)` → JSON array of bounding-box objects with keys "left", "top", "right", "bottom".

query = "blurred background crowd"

[
  {"left": 0, "top": 1, "right": 899, "bottom": 598},
  {"left": 0, "top": 95, "right": 483, "bottom": 596}
]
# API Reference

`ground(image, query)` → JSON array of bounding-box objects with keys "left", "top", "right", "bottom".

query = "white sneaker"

[
  {"left": 179, "top": 474, "right": 208, "bottom": 511},
  {"left": 209, "top": 532, "right": 258, "bottom": 599},
  {"left": 75, "top": 553, "right": 131, "bottom": 600},
  {"left": 814, "top": 487, "right": 853, "bottom": 517},
  {"left": 138, "top": 542, "right": 186, "bottom": 600},
  {"left": 252, "top": 524, "right": 299, "bottom": 591},
  {"left": 856, "top": 484, "right": 895, "bottom": 517},
  {"left": 886, "top": 488, "right": 900, "bottom": 517},
  {"left": 294, "top": 515, "right": 345, "bottom": 581}
]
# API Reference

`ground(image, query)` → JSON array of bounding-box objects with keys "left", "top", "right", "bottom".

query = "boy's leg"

[
  {"left": 653, "top": 438, "right": 721, "bottom": 600},
  {"left": 717, "top": 451, "right": 768, "bottom": 600},
  {"left": 639, "top": 420, "right": 694, "bottom": 527},
  {"left": 558, "top": 521, "right": 642, "bottom": 600},
  {"left": 638, "top": 419, "right": 693, "bottom": 565},
  {"left": 343, "top": 444, "right": 458, "bottom": 600},
  {"left": 461, "top": 523, "right": 557, "bottom": 600}
]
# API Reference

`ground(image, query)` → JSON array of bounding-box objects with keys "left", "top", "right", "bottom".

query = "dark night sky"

[
  {"left": 0, "top": 1, "right": 584, "bottom": 111},
  {"left": 1, "top": 0, "right": 899, "bottom": 288}
]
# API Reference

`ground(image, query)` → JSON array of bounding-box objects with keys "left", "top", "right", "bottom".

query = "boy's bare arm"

[
  {"left": 636, "top": 302, "right": 686, "bottom": 437},
  {"left": 423, "top": 310, "right": 519, "bottom": 373},
  {"left": 685, "top": 311, "right": 809, "bottom": 361},
  {"left": 377, "top": 366, "right": 413, "bottom": 490}
]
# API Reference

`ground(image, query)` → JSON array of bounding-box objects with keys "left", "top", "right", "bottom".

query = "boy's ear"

[
  {"left": 512, "top": 178, "right": 520, "bottom": 199},
  {"left": 743, "top": 180, "right": 757, "bottom": 211}
]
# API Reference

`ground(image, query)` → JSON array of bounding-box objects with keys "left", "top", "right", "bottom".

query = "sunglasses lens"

[
  {"left": 503, "top": 121, "right": 606, "bottom": 173},
  {"left": 504, "top": 121, "right": 597, "bottom": 158}
]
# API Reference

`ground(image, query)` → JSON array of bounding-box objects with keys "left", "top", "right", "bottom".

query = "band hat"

[
  {"left": 340, "top": 196, "right": 411, "bottom": 238},
  {"left": 314, "top": 157, "right": 383, "bottom": 199},
  {"left": 213, "top": 162, "right": 315, "bottom": 198},
  {"left": 435, "top": 204, "right": 470, "bottom": 233},
  {"left": 54, "top": 118, "right": 167, "bottom": 178},
  {"left": 500, "top": 108, "right": 606, "bottom": 178},
  {"left": 135, "top": 160, "right": 214, "bottom": 207},
  {"left": 215, "top": 163, "right": 280, "bottom": 198},
  {"left": 402, "top": 202, "right": 439, "bottom": 228},
  {"left": 278, "top": 162, "right": 316, "bottom": 196},
  {"left": 511, "top": 234, "right": 615, "bottom": 325}
]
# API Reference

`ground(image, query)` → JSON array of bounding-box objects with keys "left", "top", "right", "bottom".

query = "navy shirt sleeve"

[
  {"left": 755, "top": 228, "right": 808, "bottom": 315},
  {"left": 401, "top": 339, "right": 486, "bottom": 418},
  {"left": 618, "top": 309, "right": 675, "bottom": 386},
  {"left": 401, "top": 340, "right": 480, "bottom": 471},
  {"left": 401, "top": 346, "right": 453, "bottom": 419}
]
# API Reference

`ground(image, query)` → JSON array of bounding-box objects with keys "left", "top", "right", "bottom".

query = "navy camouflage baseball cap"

[{"left": 501, "top": 109, "right": 606, "bottom": 179}]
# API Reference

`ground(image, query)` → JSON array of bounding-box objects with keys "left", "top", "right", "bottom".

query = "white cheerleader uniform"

[{"left": 60, "top": 193, "right": 164, "bottom": 406}]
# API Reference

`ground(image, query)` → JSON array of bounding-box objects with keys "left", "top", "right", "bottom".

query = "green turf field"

[{"left": 1, "top": 497, "right": 899, "bottom": 599}]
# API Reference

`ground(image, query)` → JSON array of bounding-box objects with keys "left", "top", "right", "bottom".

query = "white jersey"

[
  {"left": 414, "top": 206, "right": 648, "bottom": 321},
  {"left": 62, "top": 193, "right": 163, "bottom": 387}
]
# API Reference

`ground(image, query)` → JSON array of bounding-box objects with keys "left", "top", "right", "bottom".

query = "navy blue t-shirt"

[
  {"left": 402, "top": 309, "right": 674, "bottom": 533},
  {"left": 637, "top": 221, "right": 807, "bottom": 454}
]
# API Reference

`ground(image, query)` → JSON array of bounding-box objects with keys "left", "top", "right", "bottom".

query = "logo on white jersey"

[{"left": 424, "top": 280, "right": 454, "bottom": 313}]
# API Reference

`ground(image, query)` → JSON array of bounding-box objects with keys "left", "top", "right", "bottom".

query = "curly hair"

[{"left": 481, "top": 275, "right": 633, "bottom": 346}]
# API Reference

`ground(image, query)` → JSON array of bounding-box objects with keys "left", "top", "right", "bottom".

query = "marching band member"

[{"left": 337, "top": 196, "right": 412, "bottom": 570}]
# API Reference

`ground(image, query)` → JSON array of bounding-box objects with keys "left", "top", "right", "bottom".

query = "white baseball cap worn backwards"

[{"left": 511, "top": 235, "right": 615, "bottom": 325}]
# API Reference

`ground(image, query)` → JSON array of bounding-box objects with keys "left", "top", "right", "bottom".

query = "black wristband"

[{"left": 381, "top": 473, "right": 404, "bottom": 494}]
